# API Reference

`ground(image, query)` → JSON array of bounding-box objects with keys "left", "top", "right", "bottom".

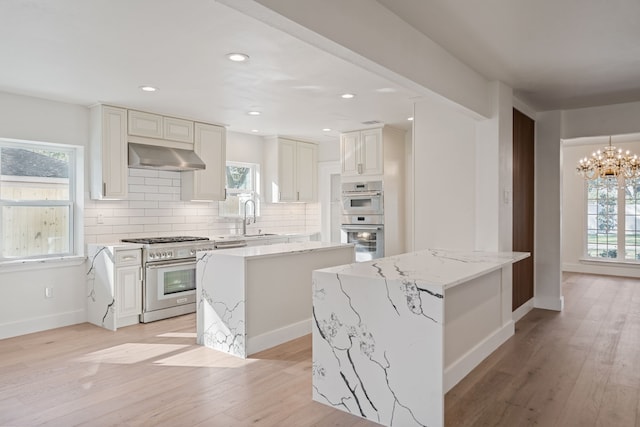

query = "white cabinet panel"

[
  {"left": 265, "top": 137, "right": 317, "bottom": 203},
  {"left": 340, "top": 128, "right": 382, "bottom": 177},
  {"left": 181, "top": 123, "right": 226, "bottom": 201},
  {"left": 116, "top": 265, "right": 142, "bottom": 318},
  {"left": 360, "top": 129, "right": 383, "bottom": 175},
  {"left": 340, "top": 131, "right": 359, "bottom": 175},
  {"left": 296, "top": 141, "right": 317, "bottom": 202},
  {"left": 128, "top": 110, "right": 163, "bottom": 139},
  {"left": 90, "top": 105, "right": 128, "bottom": 199},
  {"left": 278, "top": 139, "right": 297, "bottom": 202},
  {"left": 163, "top": 116, "right": 194, "bottom": 143}
]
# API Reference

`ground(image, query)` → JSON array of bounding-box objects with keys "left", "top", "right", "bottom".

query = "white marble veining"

[
  {"left": 317, "top": 248, "right": 529, "bottom": 289},
  {"left": 312, "top": 249, "right": 529, "bottom": 427}
]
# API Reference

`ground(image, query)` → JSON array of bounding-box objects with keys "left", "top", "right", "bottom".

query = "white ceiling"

[
  {"left": 2, "top": 1, "right": 640, "bottom": 143},
  {"left": 377, "top": 0, "right": 640, "bottom": 111},
  {"left": 0, "top": 0, "right": 417, "bottom": 143}
]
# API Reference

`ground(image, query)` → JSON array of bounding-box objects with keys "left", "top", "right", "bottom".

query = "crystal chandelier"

[{"left": 576, "top": 137, "right": 640, "bottom": 180}]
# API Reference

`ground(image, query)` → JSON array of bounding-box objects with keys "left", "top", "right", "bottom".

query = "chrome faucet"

[{"left": 243, "top": 199, "right": 256, "bottom": 235}]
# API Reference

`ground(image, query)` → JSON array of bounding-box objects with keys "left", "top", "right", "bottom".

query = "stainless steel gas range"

[{"left": 120, "top": 236, "right": 246, "bottom": 323}]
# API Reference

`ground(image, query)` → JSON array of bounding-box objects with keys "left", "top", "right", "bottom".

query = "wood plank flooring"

[{"left": 1, "top": 273, "right": 639, "bottom": 426}]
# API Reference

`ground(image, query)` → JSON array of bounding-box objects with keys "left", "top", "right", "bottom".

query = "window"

[
  {"left": 0, "top": 138, "right": 82, "bottom": 260},
  {"left": 218, "top": 162, "right": 260, "bottom": 218},
  {"left": 586, "top": 177, "right": 640, "bottom": 261}
]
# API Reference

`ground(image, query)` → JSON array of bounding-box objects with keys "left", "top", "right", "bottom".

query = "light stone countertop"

[
  {"left": 315, "top": 248, "right": 530, "bottom": 290},
  {"left": 197, "top": 241, "right": 353, "bottom": 259}
]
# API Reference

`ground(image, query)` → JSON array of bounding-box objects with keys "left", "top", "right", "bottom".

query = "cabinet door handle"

[
  {"left": 357, "top": 163, "right": 363, "bottom": 174},
  {"left": 297, "top": 191, "right": 300, "bottom": 201},
  {"left": 121, "top": 256, "right": 136, "bottom": 261},
  {"left": 103, "top": 182, "right": 107, "bottom": 195},
  {"left": 224, "top": 188, "right": 227, "bottom": 200}
]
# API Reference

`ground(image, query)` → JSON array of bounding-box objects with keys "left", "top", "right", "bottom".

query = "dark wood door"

[{"left": 512, "top": 108, "right": 535, "bottom": 310}]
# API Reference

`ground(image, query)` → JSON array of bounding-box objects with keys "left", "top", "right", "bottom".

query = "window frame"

[
  {"left": 584, "top": 176, "right": 640, "bottom": 263},
  {"left": 0, "top": 137, "right": 84, "bottom": 263},
  {"left": 218, "top": 161, "right": 261, "bottom": 218}
]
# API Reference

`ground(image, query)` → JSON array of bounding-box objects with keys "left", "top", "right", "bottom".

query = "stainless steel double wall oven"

[{"left": 340, "top": 181, "right": 385, "bottom": 262}]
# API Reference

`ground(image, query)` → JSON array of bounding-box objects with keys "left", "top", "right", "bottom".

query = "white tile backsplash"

[{"left": 84, "top": 169, "right": 320, "bottom": 244}]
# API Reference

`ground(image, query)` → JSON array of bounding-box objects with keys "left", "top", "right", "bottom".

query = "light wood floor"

[{"left": 1, "top": 273, "right": 638, "bottom": 426}]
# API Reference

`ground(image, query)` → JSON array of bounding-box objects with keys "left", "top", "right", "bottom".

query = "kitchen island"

[
  {"left": 196, "top": 241, "right": 354, "bottom": 358},
  {"left": 312, "top": 249, "right": 529, "bottom": 427}
]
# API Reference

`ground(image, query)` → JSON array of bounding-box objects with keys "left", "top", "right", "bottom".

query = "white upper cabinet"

[
  {"left": 181, "top": 123, "right": 226, "bottom": 201},
  {"left": 128, "top": 110, "right": 163, "bottom": 139},
  {"left": 295, "top": 141, "right": 317, "bottom": 202},
  {"left": 163, "top": 116, "right": 194, "bottom": 143},
  {"left": 340, "top": 128, "right": 383, "bottom": 177},
  {"left": 265, "top": 137, "right": 317, "bottom": 203},
  {"left": 90, "top": 105, "right": 128, "bottom": 199},
  {"left": 128, "top": 110, "right": 194, "bottom": 144}
]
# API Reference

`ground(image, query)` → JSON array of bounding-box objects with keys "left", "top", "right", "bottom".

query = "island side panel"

[
  {"left": 312, "top": 270, "right": 444, "bottom": 427},
  {"left": 86, "top": 245, "right": 116, "bottom": 331},
  {"left": 196, "top": 251, "right": 247, "bottom": 358},
  {"left": 245, "top": 246, "right": 354, "bottom": 355},
  {"left": 443, "top": 268, "right": 514, "bottom": 392}
]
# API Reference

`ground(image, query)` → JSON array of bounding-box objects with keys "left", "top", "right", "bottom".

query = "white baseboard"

[
  {"left": 534, "top": 295, "right": 564, "bottom": 311},
  {"left": 444, "top": 320, "right": 514, "bottom": 392},
  {"left": 512, "top": 298, "right": 534, "bottom": 322},
  {"left": 247, "top": 318, "right": 311, "bottom": 356},
  {"left": 0, "top": 309, "right": 86, "bottom": 340},
  {"left": 563, "top": 262, "right": 640, "bottom": 278}
]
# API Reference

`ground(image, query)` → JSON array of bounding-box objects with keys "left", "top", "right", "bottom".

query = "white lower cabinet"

[
  {"left": 87, "top": 246, "right": 142, "bottom": 331},
  {"left": 116, "top": 265, "right": 142, "bottom": 319}
]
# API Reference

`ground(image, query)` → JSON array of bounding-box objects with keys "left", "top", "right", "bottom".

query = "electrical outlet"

[
  {"left": 97, "top": 213, "right": 104, "bottom": 224},
  {"left": 45, "top": 287, "right": 53, "bottom": 299}
]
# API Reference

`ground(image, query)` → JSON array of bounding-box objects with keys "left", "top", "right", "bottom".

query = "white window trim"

[
  {"left": 582, "top": 177, "right": 640, "bottom": 264},
  {"left": 0, "top": 137, "right": 84, "bottom": 265}
]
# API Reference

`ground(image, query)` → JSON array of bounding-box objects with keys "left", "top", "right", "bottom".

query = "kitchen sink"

[{"left": 243, "top": 233, "right": 278, "bottom": 237}]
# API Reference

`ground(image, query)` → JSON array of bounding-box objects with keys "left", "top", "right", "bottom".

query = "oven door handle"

[
  {"left": 341, "top": 225, "right": 384, "bottom": 231},
  {"left": 146, "top": 260, "right": 196, "bottom": 269},
  {"left": 343, "top": 191, "right": 382, "bottom": 197}
]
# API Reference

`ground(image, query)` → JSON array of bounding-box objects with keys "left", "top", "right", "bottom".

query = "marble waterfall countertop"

[
  {"left": 316, "top": 248, "right": 530, "bottom": 290},
  {"left": 312, "top": 248, "right": 530, "bottom": 427}
]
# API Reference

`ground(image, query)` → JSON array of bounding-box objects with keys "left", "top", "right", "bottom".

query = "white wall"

[
  {"left": 561, "top": 106, "right": 640, "bottom": 277},
  {"left": 475, "top": 82, "right": 513, "bottom": 252},
  {"left": 413, "top": 97, "right": 477, "bottom": 250},
  {"left": 535, "top": 111, "right": 564, "bottom": 311},
  {"left": 0, "top": 92, "right": 89, "bottom": 339}
]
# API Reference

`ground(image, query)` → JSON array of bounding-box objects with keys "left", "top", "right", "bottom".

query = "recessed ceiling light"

[
  {"left": 322, "top": 128, "right": 331, "bottom": 132},
  {"left": 408, "top": 117, "right": 414, "bottom": 121},
  {"left": 248, "top": 111, "right": 261, "bottom": 116},
  {"left": 341, "top": 93, "right": 355, "bottom": 99},
  {"left": 376, "top": 87, "right": 397, "bottom": 93},
  {"left": 251, "top": 129, "right": 259, "bottom": 133},
  {"left": 227, "top": 53, "right": 249, "bottom": 62},
  {"left": 139, "top": 85, "right": 158, "bottom": 92}
]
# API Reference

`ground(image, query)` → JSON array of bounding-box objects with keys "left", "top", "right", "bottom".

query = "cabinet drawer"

[
  {"left": 128, "top": 110, "right": 163, "bottom": 138},
  {"left": 163, "top": 117, "right": 194, "bottom": 143},
  {"left": 115, "top": 249, "right": 141, "bottom": 266}
]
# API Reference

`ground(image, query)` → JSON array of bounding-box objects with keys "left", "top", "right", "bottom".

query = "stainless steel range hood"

[{"left": 128, "top": 143, "right": 206, "bottom": 171}]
